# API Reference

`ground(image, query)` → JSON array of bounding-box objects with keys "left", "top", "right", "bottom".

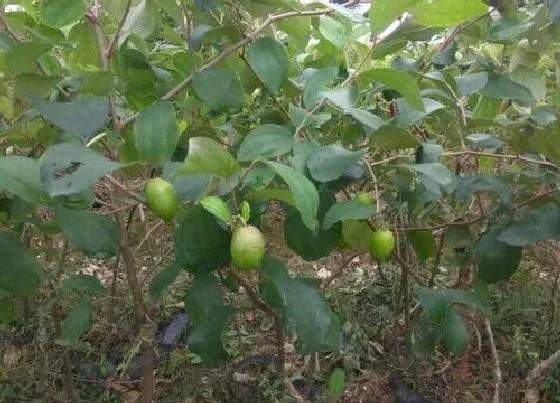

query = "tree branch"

[
  {"left": 526, "top": 348, "right": 560, "bottom": 383},
  {"left": 121, "top": 8, "right": 333, "bottom": 127},
  {"left": 485, "top": 318, "right": 502, "bottom": 403},
  {"left": 105, "top": 0, "right": 132, "bottom": 59}
]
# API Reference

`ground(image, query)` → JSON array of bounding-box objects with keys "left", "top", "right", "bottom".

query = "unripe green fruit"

[
  {"left": 369, "top": 229, "right": 395, "bottom": 260},
  {"left": 356, "top": 192, "right": 374, "bottom": 206},
  {"left": 230, "top": 225, "right": 266, "bottom": 271},
  {"left": 144, "top": 178, "right": 179, "bottom": 221}
]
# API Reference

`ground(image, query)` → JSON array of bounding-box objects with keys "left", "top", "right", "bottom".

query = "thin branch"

[
  {"left": 105, "top": 0, "right": 132, "bottom": 59},
  {"left": 121, "top": 8, "right": 333, "bottom": 127},
  {"left": 322, "top": 254, "right": 360, "bottom": 287},
  {"left": 104, "top": 174, "right": 144, "bottom": 203},
  {"left": 133, "top": 220, "right": 164, "bottom": 256},
  {"left": 226, "top": 268, "right": 274, "bottom": 316},
  {"left": 526, "top": 348, "right": 560, "bottom": 383},
  {"left": 515, "top": 187, "right": 559, "bottom": 208},
  {"left": 485, "top": 318, "right": 502, "bottom": 403},
  {"left": 444, "top": 150, "right": 558, "bottom": 170}
]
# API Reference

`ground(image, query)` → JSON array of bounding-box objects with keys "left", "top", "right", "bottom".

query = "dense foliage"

[{"left": 0, "top": 0, "right": 560, "bottom": 400}]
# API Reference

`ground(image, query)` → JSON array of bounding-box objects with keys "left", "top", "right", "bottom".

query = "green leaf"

[
  {"left": 328, "top": 368, "right": 345, "bottom": 400},
  {"left": 259, "top": 256, "right": 341, "bottom": 354},
  {"left": 56, "top": 206, "right": 118, "bottom": 258},
  {"left": 303, "top": 67, "right": 338, "bottom": 109},
  {"left": 244, "top": 188, "right": 295, "bottom": 207},
  {"left": 321, "top": 83, "right": 359, "bottom": 110},
  {"left": 319, "top": 16, "right": 348, "bottom": 49},
  {"left": 246, "top": 37, "right": 289, "bottom": 93},
  {"left": 0, "top": 156, "right": 45, "bottom": 203},
  {"left": 407, "top": 230, "right": 436, "bottom": 261},
  {"left": 347, "top": 108, "right": 386, "bottom": 131},
  {"left": 135, "top": 101, "right": 178, "bottom": 165},
  {"left": 399, "top": 163, "right": 455, "bottom": 193},
  {"left": 487, "top": 18, "right": 533, "bottom": 43},
  {"left": 323, "top": 200, "right": 373, "bottom": 230},
  {"left": 40, "top": 143, "right": 122, "bottom": 197},
  {"left": 480, "top": 73, "right": 534, "bottom": 100},
  {"left": 412, "top": 0, "right": 487, "bottom": 27},
  {"left": 365, "top": 69, "right": 424, "bottom": 111},
  {"left": 455, "top": 174, "right": 511, "bottom": 204},
  {"left": 394, "top": 97, "right": 446, "bottom": 128},
  {"left": 61, "top": 274, "right": 106, "bottom": 296},
  {"left": 186, "top": 274, "right": 231, "bottom": 366},
  {"left": 60, "top": 302, "right": 93, "bottom": 344},
  {"left": 498, "top": 203, "right": 560, "bottom": 247},
  {"left": 455, "top": 72, "right": 489, "bottom": 97},
  {"left": 15, "top": 73, "right": 61, "bottom": 99},
  {"left": 0, "top": 299, "right": 16, "bottom": 324},
  {"left": 265, "top": 161, "right": 319, "bottom": 231},
  {"left": 370, "top": 0, "right": 421, "bottom": 33},
  {"left": 240, "top": 201, "right": 251, "bottom": 222},
  {"left": 150, "top": 262, "right": 182, "bottom": 299},
  {"left": 41, "top": 0, "right": 86, "bottom": 28},
  {"left": 181, "top": 137, "right": 240, "bottom": 178},
  {"left": 32, "top": 96, "right": 108, "bottom": 139},
  {"left": 200, "top": 196, "right": 232, "bottom": 224},
  {"left": 285, "top": 192, "right": 340, "bottom": 260},
  {"left": 0, "top": 232, "right": 41, "bottom": 297},
  {"left": 442, "top": 309, "right": 468, "bottom": 355},
  {"left": 122, "top": 0, "right": 160, "bottom": 39},
  {"left": 308, "top": 145, "right": 365, "bottom": 183},
  {"left": 510, "top": 67, "right": 546, "bottom": 101},
  {"left": 79, "top": 71, "right": 113, "bottom": 95},
  {"left": 175, "top": 206, "right": 231, "bottom": 274},
  {"left": 370, "top": 126, "right": 419, "bottom": 151},
  {"left": 476, "top": 230, "right": 522, "bottom": 283},
  {"left": 6, "top": 42, "right": 52, "bottom": 74},
  {"left": 342, "top": 220, "right": 373, "bottom": 252},
  {"left": 192, "top": 68, "right": 244, "bottom": 112},
  {"left": 237, "top": 125, "right": 294, "bottom": 162}
]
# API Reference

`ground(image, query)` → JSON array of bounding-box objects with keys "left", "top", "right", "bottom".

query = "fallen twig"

[{"left": 485, "top": 318, "right": 501, "bottom": 403}]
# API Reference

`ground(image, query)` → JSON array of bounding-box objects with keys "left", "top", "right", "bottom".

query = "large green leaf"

[
  {"left": 455, "top": 72, "right": 489, "bottom": 97},
  {"left": 394, "top": 97, "right": 446, "bottom": 128},
  {"left": 175, "top": 206, "right": 231, "bottom": 274},
  {"left": 56, "top": 206, "right": 118, "bottom": 258},
  {"left": 407, "top": 230, "right": 436, "bottom": 261},
  {"left": 347, "top": 108, "right": 386, "bottom": 131},
  {"left": 6, "top": 42, "right": 52, "bottom": 74},
  {"left": 370, "top": 126, "right": 419, "bottom": 151},
  {"left": 32, "top": 96, "right": 108, "bottom": 139},
  {"left": 259, "top": 256, "right": 341, "bottom": 354},
  {"left": 134, "top": 101, "right": 178, "bottom": 165},
  {"left": 480, "top": 73, "right": 534, "bottom": 100},
  {"left": 498, "top": 203, "right": 560, "bottom": 247},
  {"left": 122, "top": 0, "right": 160, "bottom": 39},
  {"left": 342, "top": 220, "right": 373, "bottom": 252},
  {"left": 322, "top": 200, "right": 373, "bottom": 230},
  {"left": 237, "top": 125, "right": 294, "bottom": 162},
  {"left": 181, "top": 137, "right": 240, "bottom": 177},
  {"left": 399, "top": 163, "right": 455, "bottom": 193},
  {"left": 487, "top": 18, "right": 533, "bottom": 43},
  {"left": 0, "top": 156, "right": 45, "bottom": 203},
  {"left": 265, "top": 161, "right": 319, "bottom": 231},
  {"left": 412, "top": 0, "right": 487, "bottom": 27},
  {"left": 307, "top": 145, "right": 365, "bottom": 183},
  {"left": 41, "top": 0, "right": 86, "bottom": 28},
  {"left": 149, "top": 262, "right": 182, "bottom": 299},
  {"left": 318, "top": 16, "right": 348, "bottom": 49},
  {"left": 40, "top": 143, "right": 122, "bottom": 197},
  {"left": 303, "top": 67, "right": 338, "bottom": 109},
  {"left": 15, "top": 74, "right": 61, "bottom": 99},
  {"left": 510, "top": 67, "right": 546, "bottom": 101},
  {"left": 192, "top": 68, "right": 244, "bottom": 112},
  {"left": 476, "top": 230, "right": 522, "bottom": 283},
  {"left": 455, "top": 174, "right": 511, "bottom": 204},
  {"left": 0, "top": 232, "right": 41, "bottom": 297},
  {"left": 369, "top": 0, "right": 421, "bottom": 33},
  {"left": 246, "top": 37, "right": 289, "bottom": 93},
  {"left": 321, "top": 84, "right": 359, "bottom": 110},
  {"left": 441, "top": 308, "right": 468, "bottom": 355},
  {"left": 60, "top": 302, "right": 93, "bottom": 344},
  {"left": 284, "top": 192, "right": 340, "bottom": 261},
  {"left": 365, "top": 69, "right": 423, "bottom": 111},
  {"left": 185, "top": 274, "right": 231, "bottom": 366}
]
